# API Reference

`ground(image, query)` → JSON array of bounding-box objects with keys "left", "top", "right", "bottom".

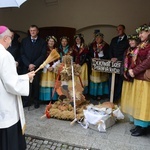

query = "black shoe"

[
  {"left": 34, "top": 103, "right": 40, "bottom": 109},
  {"left": 97, "top": 96, "right": 101, "bottom": 101},
  {"left": 90, "top": 95, "right": 97, "bottom": 100},
  {"left": 40, "top": 101, "right": 50, "bottom": 105},
  {"left": 130, "top": 126, "right": 138, "bottom": 133},
  {"left": 23, "top": 104, "right": 28, "bottom": 108},
  {"left": 51, "top": 101, "right": 56, "bottom": 104},
  {"left": 131, "top": 127, "right": 146, "bottom": 136},
  {"left": 23, "top": 103, "right": 31, "bottom": 108},
  {"left": 59, "top": 95, "right": 67, "bottom": 100}
]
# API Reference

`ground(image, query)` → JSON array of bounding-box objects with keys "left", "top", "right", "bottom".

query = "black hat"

[{"left": 94, "top": 29, "right": 100, "bottom": 34}]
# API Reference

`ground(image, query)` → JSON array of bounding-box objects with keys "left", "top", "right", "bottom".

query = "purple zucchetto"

[{"left": 0, "top": 26, "right": 8, "bottom": 34}]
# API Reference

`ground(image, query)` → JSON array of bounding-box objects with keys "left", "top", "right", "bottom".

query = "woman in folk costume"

[
  {"left": 0, "top": 26, "right": 35, "bottom": 150},
  {"left": 121, "top": 24, "right": 150, "bottom": 136},
  {"left": 58, "top": 36, "right": 72, "bottom": 61},
  {"left": 89, "top": 32, "right": 110, "bottom": 100},
  {"left": 71, "top": 34, "right": 89, "bottom": 94},
  {"left": 122, "top": 34, "right": 140, "bottom": 81},
  {"left": 121, "top": 34, "right": 140, "bottom": 127},
  {"left": 39, "top": 36, "right": 60, "bottom": 103}
]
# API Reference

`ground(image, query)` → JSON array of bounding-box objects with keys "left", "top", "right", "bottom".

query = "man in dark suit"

[
  {"left": 7, "top": 30, "right": 21, "bottom": 73},
  {"left": 109, "top": 24, "right": 129, "bottom": 102},
  {"left": 20, "top": 25, "right": 46, "bottom": 108}
]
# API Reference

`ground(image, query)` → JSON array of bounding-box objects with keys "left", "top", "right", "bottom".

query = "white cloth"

[
  {"left": 43, "top": 64, "right": 50, "bottom": 73},
  {"left": 77, "top": 44, "right": 80, "bottom": 48},
  {"left": 52, "top": 59, "right": 60, "bottom": 68},
  {"left": 98, "top": 51, "right": 104, "bottom": 57},
  {"left": 113, "top": 108, "right": 124, "bottom": 120},
  {"left": 0, "top": 44, "right": 29, "bottom": 134},
  {"left": 94, "top": 51, "right": 104, "bottom": 58},
  {"left": 82, "top": 105, "right": 111, "bottom": 132},
  {"left": 43, "top": 60, "right": 60, "bottom": 73},
  {"left": 82, "top": 104, "right": 124, "bottom": 132}
]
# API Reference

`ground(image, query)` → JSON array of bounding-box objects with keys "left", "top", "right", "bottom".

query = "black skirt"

[{"left": 0, "top": 120, "right": 26, "bottom": 150}]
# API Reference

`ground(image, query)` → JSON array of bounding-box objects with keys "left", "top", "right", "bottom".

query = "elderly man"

[{"left": 0, "top": 26, "right": 35, "bottom": 150}]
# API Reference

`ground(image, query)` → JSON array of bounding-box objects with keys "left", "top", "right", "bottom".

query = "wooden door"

[{"left": 39, "top": 26, "right": 76, "bottom": 46}]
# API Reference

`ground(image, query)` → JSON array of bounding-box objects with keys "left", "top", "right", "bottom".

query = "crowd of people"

[
  {"left": 7, "top": 24, "right": 129, "bottom": 108},
  {"left": 0, "top": 23, "right": 150, "bottom": 150}
]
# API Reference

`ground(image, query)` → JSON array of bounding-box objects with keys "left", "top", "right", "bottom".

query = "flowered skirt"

[
  {"left": 39, "top": 71, "right": 58, "bottom": 101},
  {"left": 121, "top": 79, "right": 150, "bottom": 126},
  {"left": 89, "top": 70, "right": 109, "bottom": 96}
]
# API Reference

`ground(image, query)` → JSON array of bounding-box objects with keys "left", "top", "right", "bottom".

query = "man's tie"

[
  {"left": 32, "top": 39, "right": 36, "bottom": 43},
  {"left": 117, "top": 37, "right": 122, "bottom": 43}
]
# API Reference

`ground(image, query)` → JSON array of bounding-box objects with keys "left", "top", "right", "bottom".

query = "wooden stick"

[
  {"left": 78, "top": 75, "right": 84, "bottom": 88},
  {"left": 40, "top": 114, "right": 46, "bottom": 119},
  {"left": 70, "top": 58, "right": 77, "bottom": 125},
  {"left": 70, "top": 118, "right": 77, "bottom": 126},
  {"left": 34, "top": 67, "right": 42, "bottom": 73},
  {"left": 110, "top": 73, "right": 115, "bottom": 103},
  {"left": 29, "top": 67, "right": 42, "bottom": 83}
]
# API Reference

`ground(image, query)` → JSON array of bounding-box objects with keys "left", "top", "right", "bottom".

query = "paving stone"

[
  {"left": 35, "top": 139, "right": 40, "bottom": 142},
  {"left": 39, "top": 148, "right": 45, "bottom": 150},
  {"left": 37, "top": 144, "right": 41, "bottom": 148},
  {"left": 37, "top": 140, "right": 44, "bottom": 144},
  {"left": 57, "top": 143, "right": 62, "bottom": 147},
  {"left": 30, "top": 145, "right": 36, "bottom": 149},
  {"left": 50, "top": 145, "right": 56, "bottom": 150},
  {"left": 45, "top": 145, "right": 51, "bottom": 149},
  {"left": 49, "top": 141, "right": 53, "bottom": 145},
  {"left": 68, "top": 146, "right": 73, "bottom": 150},
  {"left": 32, "top": 139, "right": 36, "bottom": 142},
  {"left": 53, "top": 142, "right": 58, "bottom": 146},
  {"left": 28, "top": 137, "right": 32, "bottom": 141},
  {"left": 43, "top": 140, "right": 49, "bottom": 144},
  {"left": 29, "top": 141, "right": 33, "bottom": 145},
  {"left": 61, "top": 144, "right": 68, "bottom": 149},
  {"left": 40, "top": 145, "right": 46, "bottom": 149},
  {"left": 74, "top": 148, "right": 80, "bottom": 150},
  {"left": 32, "top": 142, "right": 37, "bottom": 146},
  {"left": 27, "top": 144, "right": 30, "bottom": 148}
]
